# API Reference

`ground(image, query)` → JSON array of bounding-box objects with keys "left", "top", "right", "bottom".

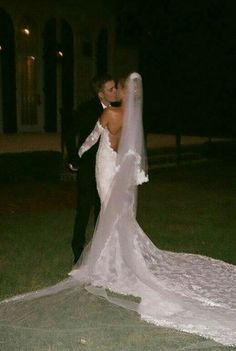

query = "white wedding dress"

[
  {"left": 68, "top": 74, "right": 236, "bottom": 346},
  {"left": 1, "top": 73, "right": 236, "bottom": 348}
]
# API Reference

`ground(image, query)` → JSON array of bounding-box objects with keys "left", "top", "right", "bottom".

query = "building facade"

[{"left": 0, "top": 0, "right": 137, "bottom": 136}]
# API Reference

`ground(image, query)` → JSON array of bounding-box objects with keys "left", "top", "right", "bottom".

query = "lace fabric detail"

[
  {"left": 71, "top": 201, "right": 236, "bottom": 346},
  {"left": 127, "top": 149, "right": 149, "bottom": 185},
  {"left": 137, "top": 169, "right": 149, "bottom": 185},
  {"left": 78, "top": 119, "right": 119, "bottom": 204},
  {"left": 71, "top": 207, "right": 236, "bottom": 345},
  {"left": 78, "top": 121, "right": 104, "bottom": 158}
]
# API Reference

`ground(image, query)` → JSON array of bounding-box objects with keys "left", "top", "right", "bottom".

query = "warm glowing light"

[
  {"left": 22, "top": 28, "right": 30, "bottom": 35},
  {"left": 0, "top": 45, "right": 2, "bottom": 51},
  {"left": 29, "top": 56, "right": 35, "bottom": 60},
  {"left": 57, "top": 51, "right": 63, "bottom": 57}
]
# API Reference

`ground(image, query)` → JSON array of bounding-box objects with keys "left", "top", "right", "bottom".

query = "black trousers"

[{"left": 71, "top": 163, "right": 100, "bottom": 261}]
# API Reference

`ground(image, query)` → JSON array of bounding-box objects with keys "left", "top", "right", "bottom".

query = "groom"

[{"left": 66, "top": 74, "right": 117, "bottom": 264}]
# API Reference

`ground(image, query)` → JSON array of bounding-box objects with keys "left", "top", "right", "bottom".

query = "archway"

[
  {"left": 0, "top": 8, "right": 17, "bottom": 133},
  {"left": 17, "top": 16, "right": 39, "bottom": 132},
  {"left": 43, "top": 18, "right": 74, "bottom": 133}
]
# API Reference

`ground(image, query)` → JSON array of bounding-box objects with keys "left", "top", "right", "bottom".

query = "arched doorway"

[
  {"left": 0, "top": 8, "right": 17, "bottom": 133},
  {"left": 43, "top": 18, "right": 57, "bottom": 132},
  {"left": 43, "top": 18, "right": 74, "bottom": 133},
  {"left": 17, "top": 16, "right": 39, "bottom": 132}
]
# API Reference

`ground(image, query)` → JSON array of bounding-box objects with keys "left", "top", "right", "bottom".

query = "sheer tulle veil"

[{"left": 117, "top": 72, "right": 148, "bottom": 190}]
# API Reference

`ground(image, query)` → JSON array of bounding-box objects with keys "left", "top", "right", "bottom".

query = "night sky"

[{"left": 117, "top": 0, "right": 236, "bottom": 136}]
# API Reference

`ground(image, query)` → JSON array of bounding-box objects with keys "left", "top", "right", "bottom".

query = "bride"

[
  {"left": 68, "top": 72, "right": 236, "bottom": 346},
  {"left": 1, "top": 73, "right": 236, "bottom": 348}
]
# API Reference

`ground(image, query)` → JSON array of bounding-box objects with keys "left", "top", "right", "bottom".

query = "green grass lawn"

[{"left": 0, "top": 160, "right": 236, "bottom": 350}]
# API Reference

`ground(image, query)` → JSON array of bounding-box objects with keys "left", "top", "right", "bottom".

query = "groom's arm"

[{"left": 64, "top": 106, "right": 84, "bottom": 170}]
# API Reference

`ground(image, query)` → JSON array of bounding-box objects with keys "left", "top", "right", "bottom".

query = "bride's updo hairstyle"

[
  {"left": 116, "top": 75, "right": 128, "bottom": 103},
  {"left": 117, "top": 75, "right": 128, "bottom": 89},
  {"left": 117, "top": 73, "right": 142, "bottom": 101}
]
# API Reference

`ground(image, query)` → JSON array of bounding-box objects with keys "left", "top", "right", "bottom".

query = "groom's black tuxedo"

[{"left": 66, "top": 97, "right": 104, "bottom": 263}]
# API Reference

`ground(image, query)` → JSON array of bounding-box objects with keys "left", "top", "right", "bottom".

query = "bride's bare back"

[{"left": 99, "top": 106, "right": 123, "bottom": 151}]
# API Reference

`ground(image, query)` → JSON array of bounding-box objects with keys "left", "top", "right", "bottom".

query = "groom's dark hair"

[{"left": 91, "top": 73, "right": 113, "bottom": 95}]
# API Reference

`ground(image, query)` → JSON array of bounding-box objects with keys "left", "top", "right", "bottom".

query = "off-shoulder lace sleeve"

[{"left": 78, "top": 121, "right": 104, "bottom": 157}]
